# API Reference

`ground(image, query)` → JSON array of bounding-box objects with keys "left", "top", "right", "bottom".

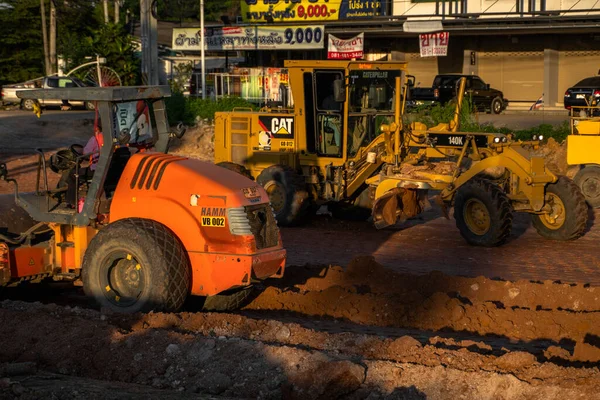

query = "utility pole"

[
  {"left": 50, "top": 0, "right": 56, "bottom": 74},
  {"left": 200, "top": 0, "right": 206, "bottom": 99},
  {"left": 40, "top": 0, "right": 51, "bottom": 76},
  {"left": 114, "top": 0, "right": 120, "bottom": 23},
  {"left": 140, "top": 0, "right": 159, "bottom": 85},
  {"left": 103, "top": 0, "right": 109, "bottom": 24}
]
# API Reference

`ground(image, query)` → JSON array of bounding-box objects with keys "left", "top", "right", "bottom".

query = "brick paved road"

[{"left": 281, "top": 206, "right": 600, "bottom": 285}]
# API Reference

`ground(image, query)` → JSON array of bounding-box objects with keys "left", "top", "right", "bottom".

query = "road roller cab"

[{"left": 0, "top": 85, "right": 286, "bottom": 313}]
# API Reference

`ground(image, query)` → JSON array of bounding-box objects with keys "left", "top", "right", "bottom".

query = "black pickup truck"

[{"left": 407, "top": 74, "right": 509, "bottom": 114}]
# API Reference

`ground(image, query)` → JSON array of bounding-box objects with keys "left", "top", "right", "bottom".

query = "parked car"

[
  {"left": 407, "top": 74, "right": 509, "bottom": 114},
  {"left": 1, "top": 76, "right": 95, "bottom": 110},
  {"left": 563, "top": 75, "right": 600, "bottom": 117}
]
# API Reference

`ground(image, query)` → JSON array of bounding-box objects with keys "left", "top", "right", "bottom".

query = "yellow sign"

[
  {"left": 201, "top": 217, "right": 226, "bottom": 227},
  {"left": 241, "top": 0, "right": 385, "bottom": 23}
]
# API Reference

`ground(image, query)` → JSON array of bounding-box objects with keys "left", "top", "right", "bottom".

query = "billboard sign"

[
  {"left": 173, "top": 25, "right": 325, "bottom": 51},
  {"left": 241, "top": 0, "right": 385, "bottom": 23},
  {"left": 328, "top": 33, "right": 364, "bottom": 60}
]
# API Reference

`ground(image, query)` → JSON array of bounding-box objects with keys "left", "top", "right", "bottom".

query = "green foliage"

[
  {"left": 0, "top": 0, "right": 45, "bottom": 84},
  {"left": 88, "top": 23, "right": 140, "bottom": 86},
  {"left": 409, "top": 95, "right": 476, "bottom": 129},
  {"left": 55, "top": 0, "right": 96, "bottom": 71},
  {"left": 407, "top": 98, "right": 571, "bottom": 143},
  {"left": 169, "top": 62, "right": 193, "bottom": 94},
  {"left": 509, "top": 121, "right": 571, "bottom": 143},
  {"left": 165, "top": 94, "right": 258, "bottom": 125}
]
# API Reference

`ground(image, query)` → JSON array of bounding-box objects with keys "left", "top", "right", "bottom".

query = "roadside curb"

[{"left": 502, "top": 110, "right": 569, "bottom": 116}]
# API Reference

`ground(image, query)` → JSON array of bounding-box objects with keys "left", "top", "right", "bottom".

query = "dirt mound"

[
  {"left": 168, "top": 120, "right": 214, "bottom": 162},
  {"left": 0, "top": 300, "right": 598, "bottom": 400},
  {"left": 530, "top": 138, "right": 573, "bottom": 177},
  {"left": 244, "top": 256, "right": 600, "bottom": 360}
]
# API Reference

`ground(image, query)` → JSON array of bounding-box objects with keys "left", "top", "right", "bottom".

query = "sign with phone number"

[
  {"left": 241, "top": 0, "right": 385, "bottom": 23},
  {"left": 419, "top": 32, "right": 449, "bottom": 57},
  {"left": 173, "top": 25, "right": 324, "bottom": 51}
]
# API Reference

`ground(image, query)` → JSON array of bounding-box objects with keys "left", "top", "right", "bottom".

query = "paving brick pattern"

[{"left": 282, "top": 207, "right": 600, "bottom": 285}]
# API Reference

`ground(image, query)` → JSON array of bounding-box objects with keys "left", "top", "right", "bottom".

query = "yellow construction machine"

[
  {"left": 567, "top": 102, "right": 600, "bottom": 208},
  {"left": 214, "top": 60, "right": 589, "bottom": 246}
]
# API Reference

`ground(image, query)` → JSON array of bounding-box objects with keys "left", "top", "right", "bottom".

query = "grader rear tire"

[
  {"left": 216, "top": 162, "right": 254, "bottom": 181},
  {"left": 573, "top": 166, "right": 600, "bottom": 208},
  {"left": 454, "top": 178, "right": 513, "bottom": 247},
  {"left": 82, "top": 218, "right": 191, "bottom": 314},
  {"left": 531, "top": 176, "right": 588, "bottom": 241},
  {"left": 257, "top": 165, "right": 309, "bottom": 226}
]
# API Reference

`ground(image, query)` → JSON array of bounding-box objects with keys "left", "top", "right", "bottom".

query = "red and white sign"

[
  {"left": 327, "top": 33, "right": 364, "bottom": 60},
  {"left": 419, "top": 32, "right": 449, "bottom": 57}
]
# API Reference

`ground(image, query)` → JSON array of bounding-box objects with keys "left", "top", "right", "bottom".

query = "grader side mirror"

[{"left": 333, "top": 79, "right": 345, "bottom": 102}]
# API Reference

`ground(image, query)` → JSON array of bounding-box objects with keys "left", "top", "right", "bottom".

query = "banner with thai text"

[
  {"left": 419, "top": 32, "right": 449, "bottom": 57},
  {"left": 327, "top": 33, "right": 364, "bottom": 59},
  {"left": 173, "top": 25, "right": 325, "bottom": 51},
  {"left": 241, "top": 0, "right": 385, "bottom": 23}
]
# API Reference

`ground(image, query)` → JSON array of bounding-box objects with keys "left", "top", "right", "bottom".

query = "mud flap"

[{"left": 372, "top": 188, "right": 427, "bottom": 229}]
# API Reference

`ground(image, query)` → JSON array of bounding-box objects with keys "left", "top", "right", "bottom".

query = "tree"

[
  {"left": 87, "top": 23, "right": 141, "bottom": 86},
  {"left": 0, "top": 0, "right": 45, "bottom": 84}
]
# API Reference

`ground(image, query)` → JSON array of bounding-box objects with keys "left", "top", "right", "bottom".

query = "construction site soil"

[{"left": 0, "top": 116, "right": 599, "bottom": 399}]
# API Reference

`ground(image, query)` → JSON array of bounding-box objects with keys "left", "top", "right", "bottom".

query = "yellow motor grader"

[{"left": 214, "top": 60, "right": 589, "bottom": 246}]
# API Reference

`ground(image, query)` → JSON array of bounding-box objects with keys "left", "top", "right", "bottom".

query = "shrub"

[
  {"left": 407, "top": 98, "right": 571, "bottom": 144},
  {"left": 165, "top": 94, "right": 258, "bottom": 126}
]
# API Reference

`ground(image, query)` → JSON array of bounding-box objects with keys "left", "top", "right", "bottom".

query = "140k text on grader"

[
  {"left": 0, "top": 85, "right": 286, "bottom": 313},
  {"left": 215, "top": 60, "right": 589, "bottom": 247}
]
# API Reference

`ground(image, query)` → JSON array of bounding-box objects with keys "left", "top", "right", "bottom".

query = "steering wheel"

[{"left": 70, "top": 144, "right": 84, "bottom": 158}]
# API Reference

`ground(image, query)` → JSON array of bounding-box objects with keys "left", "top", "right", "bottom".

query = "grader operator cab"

[
  {"left": 214, "top": 60, "right": 589, "bottom": 247},
  {"left": 567, "top": 103, "right": 600, "bottom": 208},
  {"left": 0, "top": 85, "right": 286, "bottom": 313}
]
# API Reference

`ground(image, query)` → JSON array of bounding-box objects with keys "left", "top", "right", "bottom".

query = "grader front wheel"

[
  {"left": 454, "top": 178, "right": 513, "bottom": 247},
  {"left": 531, "top": 176, "right": 588, "bottom": 241}
]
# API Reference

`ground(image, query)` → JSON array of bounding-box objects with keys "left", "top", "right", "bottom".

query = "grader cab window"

[
  {"left": 346, "top": 69, "right": 400, "bottom": 158},
  {"left": 314, "top": 71, "right": 344, "bottom": 157},
  {"left": 348, "top": 69, "right": 400, "bottom": 112}
]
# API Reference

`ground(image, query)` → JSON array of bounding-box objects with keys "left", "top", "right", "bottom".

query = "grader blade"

[
  {"left": 0, "top": 194, "right": 38, "bottom": 237},
  {"left": 372, "top": 188, "right": 403, "bottom": 229}
]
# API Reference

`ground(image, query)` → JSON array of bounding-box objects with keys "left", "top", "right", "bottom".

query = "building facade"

[{"left": 322, "top": 0, "right": 600, "bottom": 108}]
